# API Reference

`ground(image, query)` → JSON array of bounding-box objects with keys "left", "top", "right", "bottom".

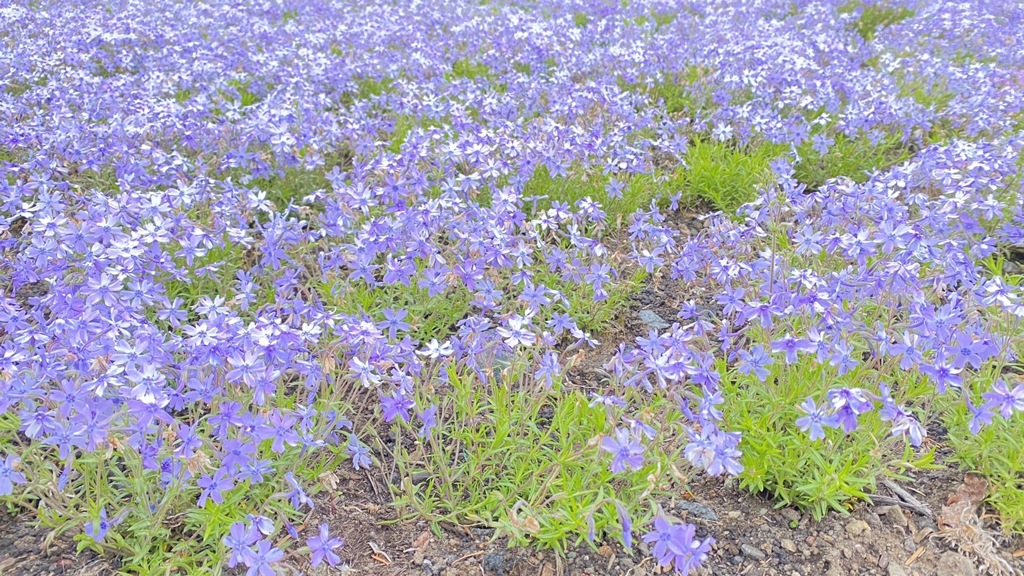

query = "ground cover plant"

[{"left": 1, "top": 0, "right": 1024, "bottom": 574}]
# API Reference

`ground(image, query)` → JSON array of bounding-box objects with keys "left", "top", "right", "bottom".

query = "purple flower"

[
  {"left": 770, "top": 334, "right": 816, "bottom": 365},
  {"left": 347, "top": 434, "right": 372, "bottom": 470},
  {"left": 889, "top": 331, "right": 925, "bottom": 370},
  {"left": 684, "top": 426, "right": 744, "bottom": 476},
  {"left": 380, "top": 390, "right": 415, "bottom": 423},
  {"left": 737, "top": 345, "right": 773, "bottom": 382},
  {"left": 84, "top": 507, "right": 109, "bottom": 543},
  {"left": 381, "top": 308, "right": 412, "bottom": 340},
  {"left": 533, "top": 351, "right": 561, "bottom": 388},
  {"left": 642, "top": 516, "right": 681, "bottom": 566},
  {"left": 243, "top": 539, "right": 285, "bottom": 576},
  {"left": 614, "top": 502, "right": 633, "bottom": 549},
  {"left": 247, "top": 514, "right": 275, "bottom": 536},
  {"left": 795, "top": 398, "right": 839, "bottom": 441},
  {"left": 284, "top": 472, "right": 314, "bottom": 511},
  {"left": 827, "top": 388, "right": 874, "bottom": 433},
  {"left": 642, "top": 517, "right": 713, "bottom": 574},
  {"left": 417, "top": 405, "right": 438, "bottom": 439},
  {"left": 497, "top": 315, "right": 536, "bottom": 348},
  {"left": 417, "top": 338, "right": 453, "bottom": 359},
  {"left": 982, "top": 379, "right": 1024, "bottom": 418},
  {"left": 223, "top": 522, "right": 259, "bottom": 568},
  {"left": 307, "top": 523, "right": 344, "bottom": 567},
  {"left": 197, "top": 468, "right": 234, "bottom": 508},
  {"left": 920, "top": 357, "right": 962, "bottom": 394},
  {"left": 966, "top": 398, "right": 994, "bottom": 434},
  {"left": 0, "top": 454, "right": 27, "bottom": 496},
  {"left": 600, "top": 427, "right": 645, "bottom": 473}
]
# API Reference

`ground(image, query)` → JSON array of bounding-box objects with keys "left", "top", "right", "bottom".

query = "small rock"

[
  {"left": 780, "top": 539, "right": 798, "bottom": 553},
  {"left": 936, "top": 552, "right": 977, "bottom": 576},
  {"left": 638, "top": 310, "right": 670, "bottom": 330},
  {"left": 726, "top": 511, "right": 742, "bottom": 519},
  {"left": 619, "top": 557, "right": 634, "bottom": 571},
  {"left": 740, "top": 544, "right": 766, "bottom": 561},
  {"left": 845, "top": 519, "right": 871, "bottom": 537},
  {"left": 780, "top": 508, "right": 801, "bottom": 523},
  {"left": 886, "top": 506, "right": 908, "bottom": 528},
  {"left": 865, "top": 512, "right": 882, "bottom": 529},
  {"left": 597, "top": 545, "right": 613, "bottom": 558},
  {"left": 676, "top": 500, "right": 719, "bottom": 521},
  {"left": 483, "top": 553, "right": 507, "bottom": 575},
  {"left": 887, "top": 564, "right": 909, "bottom": 576}
]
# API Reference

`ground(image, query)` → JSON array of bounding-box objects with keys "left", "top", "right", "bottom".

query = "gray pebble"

[
  {"left": 676, "top": 500, "right": 719, "bottom": 521},
  {"left": 638, "top": 309, "right": 670, "bottom": 330},
  {"left": 741, "top": 543, "right": 767, "bottom": 561}
]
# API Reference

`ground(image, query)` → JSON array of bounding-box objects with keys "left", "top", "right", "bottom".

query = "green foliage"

[
  {"left": 943, "top": 261, "right": 1024, "bottom": 534},
  {"left": 512, "top": 62, "right": 532, "bottom": 75},
  {"left": 624, "top": 66, "right": 713, "bottom": 116},
  {"left": 944, "top": 391, "right": 1024, "bottom": 534},
  {"left": 537, "top": 267, "right": 647, "bottom": 336},
  {"left": 385, "top": 115, "right": 445, "bottom": 154},
  {"left": 4, "top": 76, "right": 46, "bottom": 97},
  {"left": 247, "top": 163, "right": 331, "bottom": 211},
  {"left": 840, "top": 1, "right": 915, "bottom": 42},
  {"left": 523, "top": 165, "right": 671, "bottom": 226},
  {"left": 11, "top": 403, "right": 341, "bottom": 576},
  {"left": 794, "top": 131, "right": 911, "bottom": 189},
  {"left": 225, "top": 79, "right": 262, "bottom": 108},
  {"left": 340, "top": 76, "right": 396, "bottom": 107},
  {"left": 322, "top": 276, "right": 473, "bottom": 343},
  {"left": 652, "top": 12, "right": 677, "bottom": 27},
  {"left": 0, "top": 146, "right": 20, "bottom": 167},
  {"left": 173, "top": 88, "right": 192, "bottom": 104},
  {"left": 678, "top": 139, "right": 782, "bottom": 211},
  {"left": 67, "top": 165, "right": 121, "bottom": 193},
  {"left": 721, "top": 355, "right": 935, "bottom": 519},
  {"left": 163, "top": 241, "right": 250, "bottom": 316},
  {"left": 899, "top": 78, "right": 955, "bottom": 111},
  {"left": 391, "top": 362, "right": 682, "bottom": 552},
  {"left": 573, "top": 12, "right": 590, "bottom": 27},
  {"left": 448, "top": 59, "right": 492, "bottom": 81}
]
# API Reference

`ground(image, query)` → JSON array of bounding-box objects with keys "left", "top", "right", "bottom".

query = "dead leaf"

[
  {"left": 938, "top": 474, "right": 988, "bottom": 532},
  {"left": 319, "top": 470, "right": 340, "bottom": 492},
  {"left": 412, "top": 531, "right": 431, "bottom": 551},
  {"left": 521, "top": 516, "right": 541, "bottom": 534},
  {"left": 936, "top": 476, "right": 1016, "bottom": 576}
]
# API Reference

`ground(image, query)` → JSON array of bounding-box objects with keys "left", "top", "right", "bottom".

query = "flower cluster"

[{"left": 0, "top": 0, "right": 1022, "bottom": 573}]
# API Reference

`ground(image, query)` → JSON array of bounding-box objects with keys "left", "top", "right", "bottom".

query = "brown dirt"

[
  {"left": 306, "top": 444, "right": 1023, "bottom": 576},
  {"left": 0, "top": 512, "right": 113, "bottom": 576}
]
